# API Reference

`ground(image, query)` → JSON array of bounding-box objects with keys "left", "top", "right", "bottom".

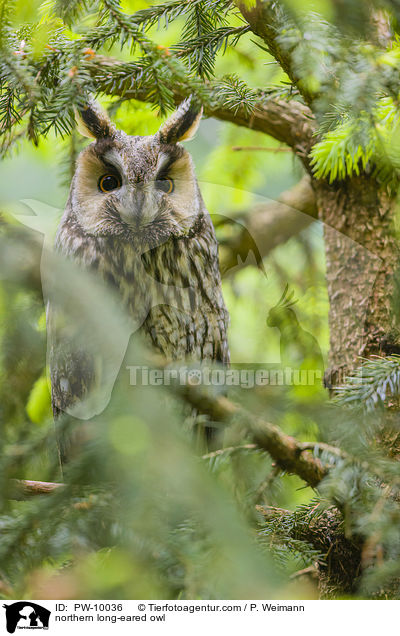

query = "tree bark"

[{"left": 314, "top": 178, "right": 400, "bottom": 384}]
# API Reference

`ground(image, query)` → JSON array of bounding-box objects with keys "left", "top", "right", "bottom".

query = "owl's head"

[{"left": 70, "top": 98, "right": 204, "bottom": 247}]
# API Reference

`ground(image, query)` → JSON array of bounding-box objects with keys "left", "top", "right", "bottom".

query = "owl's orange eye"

[
  {"left": 98, "top": 174, "right": 121, "bottom": 192},
  {"left": 156, "top": 177, "right": 174, "bottom": 194}
]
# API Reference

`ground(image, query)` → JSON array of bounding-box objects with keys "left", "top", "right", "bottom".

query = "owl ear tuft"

[
  {"left": 158, "top": 97, "right": 203, "bottom": 144},
  {"left": 74, "top": 100, "right": 114, "bottom": 139}
]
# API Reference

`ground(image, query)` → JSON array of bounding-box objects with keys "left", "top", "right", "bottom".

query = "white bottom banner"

[{"left": 0, "top": 600, "right": 397, "bottom": 635}]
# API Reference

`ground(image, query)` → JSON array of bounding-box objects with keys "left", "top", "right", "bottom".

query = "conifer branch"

[
  {"left": 235, "top": 0, "right": 313, "bottom": 104},
  {"left": 258, "top": 503, "right": 362, "bottom": 594},
  {"left": 173, "top": 24, "right": 251, "bottom": 75},
  {"left": 87, "top": 57, "right": 316, "bottom": 161},
  {"left": 334, "top": 355, "right": 400, "bottom": 411},
  {"left": 175, "top": 383, "right": 329, "bottom": 487}
]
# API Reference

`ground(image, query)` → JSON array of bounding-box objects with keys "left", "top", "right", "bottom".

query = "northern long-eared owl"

[{"left": 48, "top": 97, "right": 229, "bottom": 459}]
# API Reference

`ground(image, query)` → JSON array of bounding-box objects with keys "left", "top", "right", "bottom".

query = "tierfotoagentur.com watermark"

[{"left": 126, "top": 365, "right": 323, "bottom": 388}]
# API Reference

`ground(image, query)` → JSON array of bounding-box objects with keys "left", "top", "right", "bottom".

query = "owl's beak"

[
  {"left": 132, "top": 186, "right": 145, "bottom": 221},
  {"left": 121, "top": 184, "right": 154, "bottom": 229},
  {"left": 124, "top": 185, "right": 148, "bottom": 229}
]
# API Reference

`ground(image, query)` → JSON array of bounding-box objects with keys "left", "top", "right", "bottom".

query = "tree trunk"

[{"left": 314, "top": 176, "right": 400, "bottom": 385}]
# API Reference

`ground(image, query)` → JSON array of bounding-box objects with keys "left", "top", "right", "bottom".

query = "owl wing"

[{"left": 47, "top": 298, "right": 98, "bottom": 463}]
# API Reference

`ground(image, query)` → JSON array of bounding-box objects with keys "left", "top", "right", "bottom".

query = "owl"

[{"left": 47, "top": 97, "right": 230, "bottom": 461}]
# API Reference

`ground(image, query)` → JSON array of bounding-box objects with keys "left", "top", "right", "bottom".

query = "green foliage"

[
  {"left": 310, "top": 119, "right": 374, "bottom": 182},
  {"left": 1, "top": 0, "right": 400, "bottom": 184},
  {"left": 258, "top": 500, "right": 326, "bottom": 571},
  {"left": 0, "top": 0, "right": 245, "bottom": 150},
  {"left": 213, "top": 74, "right": 257, "bottom": 116},
  {"left": 53, "top": 0, "right": 100, "bottom": 25},
  {"left": 310, "top": 97, "right": 400, "bottom": 183},
  {"left": 2, "top": 0, "right": 400, "bottom": 603}
]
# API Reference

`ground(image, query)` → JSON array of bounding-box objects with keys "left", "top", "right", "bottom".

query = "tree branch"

[
  {"left": 87, "top": 57, "right": 316, "bottom": 163},
  {"left": 232, "top": 145, "right": 292, "bottom": 152},
  {"left": 9, "top": 479, "right": 64, "bottom": 500},
  {"left": 236, "top": 0, "right": 312, "bottom": 105},
  {"left": 207, "top": 94, "right": 315, "bottom": 165},
  {"left": 175, "top": 383, "right": 329, "bottom": 487}
]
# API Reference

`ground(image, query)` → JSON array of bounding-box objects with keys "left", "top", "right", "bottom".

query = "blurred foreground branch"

[
  {"left": 176, "top": 383, "right": 329, "bottom": 487},
  {"left": 9, "top": 479, "right": 64, "bottom": 500}
]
